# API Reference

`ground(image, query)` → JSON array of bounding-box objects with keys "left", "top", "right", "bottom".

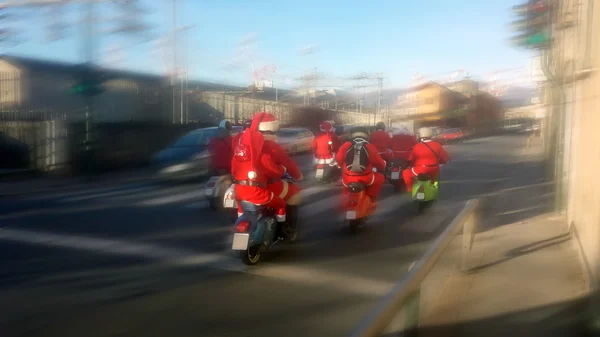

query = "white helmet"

[{"left": 418, "top": 127, "right": 433, "bottom": 139}]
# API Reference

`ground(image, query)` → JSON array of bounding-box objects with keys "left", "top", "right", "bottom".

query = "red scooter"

[{"left": 343, "top": 168, "right": 379, "bottom": 234}]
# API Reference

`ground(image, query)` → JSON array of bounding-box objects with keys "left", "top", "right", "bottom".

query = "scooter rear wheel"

[
  {"left": 347, "top": 219, "right": 362, "bottom": 234},
  {"left": 209, "top": 197, "right": 221, "bottom": 210},
  {"left": 241, "top": 245, "right": 262, "bottom": 265}
]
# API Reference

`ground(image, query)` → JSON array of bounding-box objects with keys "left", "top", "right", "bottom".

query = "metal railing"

[{"left": 348, "top": 199, "right": 480, "bottom": 337}]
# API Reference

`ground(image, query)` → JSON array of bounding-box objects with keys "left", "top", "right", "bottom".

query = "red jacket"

[
  {"left": 230, "top": 133, "right": 284, "bottom": 183},
  {"left": 208, "top": 135, "right": 233, "bottom": 171},
  {"left": 409, "top": 140, "right": 449, "bottom": 167},
  {"left": 262, "top": 138, "right": 303, "bottom": 181},
  {"left": 336, "top": 141, "right": 386, "bottom": 176},
  {"left": 391, "top": 134, "right": 417, "bottom": 160},
  {"left": 370, "top": 130, "right": 392, "bottom": 154},
  {"left": 312, "top": 131, "right": 342, "bottom": 159}
]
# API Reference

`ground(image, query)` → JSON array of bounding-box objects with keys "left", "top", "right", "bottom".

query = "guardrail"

[{"left": 348, "top": 199, "right": 480, "bottom": 337}]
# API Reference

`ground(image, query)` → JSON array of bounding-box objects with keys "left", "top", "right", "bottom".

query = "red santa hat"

[
  {"left": 320, "top": 121, "right": 332, "bottom": 132},
  {"left": 253, "top": 112, "right": 280, "bottom": 132}
]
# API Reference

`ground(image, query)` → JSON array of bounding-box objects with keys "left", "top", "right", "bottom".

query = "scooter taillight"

[
  {"left": 236, "top": 221, "right": 250, "bottom": 233},
  {"left": 418, "top": 185, "right": 425, "bottom": 192},
  {"left": 392, "top": 167, "right": 399, "bottom": 172},
  {"left": 348, "top": 200, "right": 358, "bottom": 207}
]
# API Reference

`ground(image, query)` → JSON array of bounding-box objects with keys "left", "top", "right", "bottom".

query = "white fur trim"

[
  {"left": 276, "top": 214, "right": 286, "bottom": 222},
  {"left": 248, "top": 171, "right": 257, "bottom": 179},
  {"left": 258, "top": 120, "right": 280, "bottom": 132},
  {"left": 368, "top": 173, "right": 375, "bottom": 186},
  {"left": 281, "top": 165, "right": 287, "bottom": 173},
  {"left": 279, "top": 180, "right": 289, "bottom": 199}
]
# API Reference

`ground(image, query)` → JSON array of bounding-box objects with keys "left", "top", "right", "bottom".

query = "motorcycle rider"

[
  {"left": 402, "top": 127, "right": 449, "bottom": 192},
  {"left": 312, "top": 120, "right": 342, "bottom": 166},
  {"left": 207, "top": 120, "right": 234, "bottom": 175},
  {"left": 391, "top": 126, "right": 417, "bottom": 162},
  {"left": 231, "top": 115, "right": 288, "bottom": 223},
  {"left": 254, "top": 112, "right": 303, "bottom": 235},
  {"left": 336, "top": 126, "right": 386, "bottom": 204},
  {"left": 370, "top": 122, "right": 393, "bottom": 164}
]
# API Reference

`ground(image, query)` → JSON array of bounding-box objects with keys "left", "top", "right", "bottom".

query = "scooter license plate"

[
  {"left": 391, "top": 172, "right": 400, "bottom": 180},
  {"left": 316, "top": 168, "right": 324, "bottom": 178},
  {"left": 204, "top": 188, "right": 213, "bottom": 196},
  {"left": 224, "top": 199, "right": 235, "bottom": 208},
  {"left": 416, "top": 192, "right": 425, "bottom": 200},
  {"left": 232, "top": 233, "right": 250, "bottom": 250},
  {"left": 346, "top": 210, "right": 357, "bottom": 220}
]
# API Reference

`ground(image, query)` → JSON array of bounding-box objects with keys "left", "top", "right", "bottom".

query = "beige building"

[{"left": 547, "top": 0, "right": 600, "bottom": 295}]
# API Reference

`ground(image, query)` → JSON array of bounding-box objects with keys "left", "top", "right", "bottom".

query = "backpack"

[{"left": 345, "top": 138, "right": 370, "bottom": 173}]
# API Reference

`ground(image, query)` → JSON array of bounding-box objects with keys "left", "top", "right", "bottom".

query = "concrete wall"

[{"left": 554, "top": 0, "right": 600, "bottom": 287}]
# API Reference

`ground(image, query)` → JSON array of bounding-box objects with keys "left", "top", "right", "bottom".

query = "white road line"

[
  {"left": 60, "top": 185, "right": 158, "bottom": 203},
  {"left": 244, "top": 264, "right": 394, "bottom": 297},
  {"left": 136, "top": 189, "right": 205, "bottom": 206},
  {"left": 0, "top": 227, "right": 237, "bottom": 269},
  {"left": 0, "top": 227, "right": 396, "bottom": 296},
  {"left": 182, "top": 200, "right": 210, "bottom": 209}
]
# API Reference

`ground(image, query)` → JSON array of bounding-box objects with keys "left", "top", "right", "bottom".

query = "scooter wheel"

[
  {"left": 241, "top": 245, "right": 262, "bottom": 265},
  {"left": 347, "top": 219, "right": 361, "bottom": 234},
  {"left": 209, "top": 198, "right": 220, "bottom": 210}
]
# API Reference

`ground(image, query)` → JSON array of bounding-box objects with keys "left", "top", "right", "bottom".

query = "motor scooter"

[
  {"left": 412, "top": 171, "right": 440, "bottom": 214},
  {"left": 230, "top": 175, "right": 299, "bottom": 265},
  {"left": 205, "top": 174, "right": 238, "bottom": 221},
  {"left": 343, "top": 168, "right": 378, "bottom": 234},
  {"left": 315, "top": 160, "right": 340, "bottom": 183},
  {"left": 388, "top": 158, "right": 410, "bottom": 192},
  {"left": 204, "top": 174, "right": 234, "bottom": 210}
]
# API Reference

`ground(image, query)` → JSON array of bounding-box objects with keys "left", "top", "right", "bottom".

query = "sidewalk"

[{"left": 417, "top": 136, "right": 592, "bottom": 337}]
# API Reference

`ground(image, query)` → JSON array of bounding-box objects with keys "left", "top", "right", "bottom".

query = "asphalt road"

[{"left": 0, "top": 135, "right": 530, "bottom": 337}]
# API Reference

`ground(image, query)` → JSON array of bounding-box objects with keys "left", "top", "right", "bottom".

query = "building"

[
  {"left": 546, "top": 0, "right": 600, "bottom": 295},
  {"left": 394, "top": 81, "right": 470, "bottom": 130},
  {"left": 0, "top": 55, "right": 241, "bottom": 123}
]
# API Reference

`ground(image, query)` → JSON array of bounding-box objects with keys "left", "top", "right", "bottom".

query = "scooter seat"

[
  {"left": 347, "top": 182, "right": 366, "bottom": 193},
  {"left": 417, "top": 173, "right": 432, "bottom": 181}
]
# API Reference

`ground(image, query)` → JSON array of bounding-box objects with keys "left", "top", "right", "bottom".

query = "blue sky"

[{"left": 3, "top": 0, "right": 532, "bottom": 90}]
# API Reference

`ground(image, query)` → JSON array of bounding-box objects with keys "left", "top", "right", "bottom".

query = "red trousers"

[
  {"left": 402, "top": 166, "right": 440, "bottom": 192},
  {"left": 342, "top": 172, "right": 385, "bottom": 199},
  {"left": 234, "top": 184, "right": 286, "bottom": 217}
]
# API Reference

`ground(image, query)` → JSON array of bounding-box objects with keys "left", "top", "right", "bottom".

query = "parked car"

[
  {"left": 276, "top": 127, "right": 315, "bottom": 155},
  {"left": 436, "top": 128, "right": 465, "bottom": 144},
  {"left": 152, "top": 126, "right": 242, "bottom": 181}
]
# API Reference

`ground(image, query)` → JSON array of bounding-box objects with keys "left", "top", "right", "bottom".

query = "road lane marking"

[
  {"left": 60, "top": 185, "right": 158, "bottom": 203},
  {"left": 0, "top": 227, "right": 398, "bottom": 296},
  {"left": 135, "top": 189, "right": 205, "bottom": 206}
]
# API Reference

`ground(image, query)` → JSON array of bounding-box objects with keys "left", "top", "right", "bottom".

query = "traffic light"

[
  {"left": 69, "top": 64, "right": 106, "bottom": 96},
  {"left": 510, "top": 0, "right": 552, "bottom": 49}
]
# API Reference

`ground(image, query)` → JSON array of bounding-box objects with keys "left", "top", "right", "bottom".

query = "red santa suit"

[
  {"left": 312, "top": 121, "right": 342, "bottom": 165},
  {"left": 231, "top": 116, "right": 287, "bottom": 221},
  {"left": 370, "top": 129, "right": 393, "bottom": 162},
  {"left": 402, "top": 139, "right": 449, "bottom": 192},
  {"left": 335, "top": 137, "right": 386, "bottom": 200}
]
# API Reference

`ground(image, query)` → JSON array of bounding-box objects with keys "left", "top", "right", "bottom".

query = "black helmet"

[
  {"left": 350, "top": 126, "right": 370, "bottom": 141},
  {"left": 376, "top": 122, "right": 386, "bottom": 131},
  {"left": 218, "top": 120, "right": 232, "bottom": 131}
]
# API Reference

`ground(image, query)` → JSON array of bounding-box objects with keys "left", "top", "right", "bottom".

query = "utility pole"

[{"left": 172, "top": 0, "right": 177, "bottom": 124}]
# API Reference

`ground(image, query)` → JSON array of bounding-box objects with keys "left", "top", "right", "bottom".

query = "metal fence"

[{"left": 348, "top": 199, "right": 479, "bottom": 337}]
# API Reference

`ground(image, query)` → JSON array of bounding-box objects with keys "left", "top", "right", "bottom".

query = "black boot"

[{"left": 283, "top": 205, "right": 299, "bottom": 240}]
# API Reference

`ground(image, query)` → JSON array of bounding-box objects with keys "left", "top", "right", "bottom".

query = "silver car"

[
  {"left": 276, "top": 127, "right": 315, "bottom": 155},
  {"left": 152, "top": 126, "right": 242, "bottom": 181}
]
